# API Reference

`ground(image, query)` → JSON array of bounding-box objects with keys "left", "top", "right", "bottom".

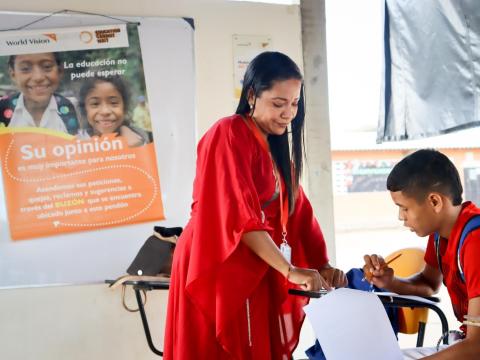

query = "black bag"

[
  {"left": 109, "top": 226, "right": 182, "bottom": 290},
  {"left": 126, "top": 226, "right": 182, "bottom": 276},
  {"left": 109, "top": 226, "right": 182, "bottom": 312}
]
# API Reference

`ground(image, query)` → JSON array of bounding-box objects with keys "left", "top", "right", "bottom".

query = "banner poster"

[{"left": 0, "top": 24, "right": 164, "bottom": 240}]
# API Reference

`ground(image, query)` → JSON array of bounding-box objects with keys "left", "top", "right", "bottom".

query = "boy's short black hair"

[
  {"left": 387, "top": 149, "right": 463, "bottom": 205},
  {"left": 8, "top": 52, "right": 62, "bottom": 70}
]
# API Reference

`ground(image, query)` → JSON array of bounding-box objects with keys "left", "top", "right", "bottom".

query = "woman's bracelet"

[
  {"left": 463, "top": 315, "right": 480, "bottom": 327},
  {"left": 463, "top": 320, "right": 480, "bottom": 327},
  {"left": 286, "top": 264, "right": 294, "bottom": 280}
]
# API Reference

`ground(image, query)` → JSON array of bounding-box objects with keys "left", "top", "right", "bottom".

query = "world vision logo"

[
  {"left": 43, "top": 33, "right": 57, "bottom": 42},
  {"left": 94, "top": 28, "right": 121, "bottom": 43},
  {"left": 5, "top": 34, "right": 55, "bottom": 47}
]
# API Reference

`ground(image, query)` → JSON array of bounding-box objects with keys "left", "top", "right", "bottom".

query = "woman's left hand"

[{"left": 319, "top": 265, "right": 348, "bottom": 289}]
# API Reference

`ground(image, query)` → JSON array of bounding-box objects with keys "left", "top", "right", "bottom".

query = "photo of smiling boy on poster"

[
  {"left": 0, "top": 52, "right": 79, "bottom": 134},
  {"left": 0, "top": 24, "right": 163, "bottom": 240}
]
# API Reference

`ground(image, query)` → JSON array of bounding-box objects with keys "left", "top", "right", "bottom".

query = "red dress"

[
  {"left": 425, "top": 202, "right": 480, "bottom": 330},
  {"left": 163, "top": 114, "right": 329, "bottom": 359}
]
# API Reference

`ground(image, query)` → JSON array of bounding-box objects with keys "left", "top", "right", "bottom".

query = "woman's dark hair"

[
  {"left": 387, "top": 149, "right": 463, "bottom": 205},
  {"left": 78, "top": 76, "right": 131, "bottom": 135},
  {"left": 236, "top": 51, "right": 305, "bottom": 213},
  {"left": 8, "top": 52, "right": 62, "bottom": 69}
]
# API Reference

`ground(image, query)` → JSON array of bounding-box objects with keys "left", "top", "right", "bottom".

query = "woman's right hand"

[{"left": 287, "top": 266, "right": 331, "bottom": 291}]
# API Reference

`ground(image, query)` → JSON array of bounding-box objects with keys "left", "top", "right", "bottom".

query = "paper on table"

[
  {"left": 304, "top": 288, "right": 403, "bottom": 360},
  {"left": 402, "top": 345, "right": 448, "bottom": 359},
  {"left": 374, "top": 292, "right": 437, "bottom": 305}
]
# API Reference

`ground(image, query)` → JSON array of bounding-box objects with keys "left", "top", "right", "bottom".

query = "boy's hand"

[{"left": 363, "top": 254, "right": 394, "bottom": 289}]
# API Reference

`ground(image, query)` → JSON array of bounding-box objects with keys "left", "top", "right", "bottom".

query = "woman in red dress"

[{"left": 164, "top": 51, "right": 347, "bottom": 359}]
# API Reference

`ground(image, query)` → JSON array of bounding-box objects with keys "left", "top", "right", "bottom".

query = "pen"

[
  {"left": 385, "top": 253, "right": 403, "bottom": 266},
  {"left": 362, "top": 253, "right": 403, "bottom": 282}
]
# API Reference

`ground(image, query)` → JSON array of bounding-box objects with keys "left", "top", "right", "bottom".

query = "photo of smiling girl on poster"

[{"left": 78, "top": 76, "right": 152, "bottom": 147}]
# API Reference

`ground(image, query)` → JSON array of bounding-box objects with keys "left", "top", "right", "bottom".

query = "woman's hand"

[
  {"left": 319, "top": 266, "right": 348, "bottom": 289},
  {"left": 363, "top": 254, "right": 394, "bottom": 288},
  {"left": 287, "top": 266, "right": 331, "bottom": 291}
]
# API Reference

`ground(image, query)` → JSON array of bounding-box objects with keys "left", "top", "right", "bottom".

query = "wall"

[{"left": 0, "top": 1, "right": 315, "bottom": 359}]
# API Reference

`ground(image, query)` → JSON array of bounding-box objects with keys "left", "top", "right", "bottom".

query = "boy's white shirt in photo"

[{"left": 9, "top": 93, "right": 68, "bottom": 132}]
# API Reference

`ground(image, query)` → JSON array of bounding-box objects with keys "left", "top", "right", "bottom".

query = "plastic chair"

[{"left": 385, "top": 247, "right": 430, "bottom": 347}]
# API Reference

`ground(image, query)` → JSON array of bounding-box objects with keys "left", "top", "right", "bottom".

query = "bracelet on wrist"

[{"left": 286, "top": 264, "right": 294, "bottom": 280}]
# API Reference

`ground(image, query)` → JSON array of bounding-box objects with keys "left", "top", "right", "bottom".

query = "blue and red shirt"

[{"left": 425, "top": 201, "right": 480, "bottom": 330}]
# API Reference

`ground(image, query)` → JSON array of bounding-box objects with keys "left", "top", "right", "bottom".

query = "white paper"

[
  {"left": 304, "top": 288, "right": 403, "bottom": 360},
  {"left": 402, "top": 345, "right": 448, "bottom": 359}
]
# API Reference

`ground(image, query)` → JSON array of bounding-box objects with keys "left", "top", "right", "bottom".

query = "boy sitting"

[{"left": 364, "top": 149, "right": 480, "bottom": 359}]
